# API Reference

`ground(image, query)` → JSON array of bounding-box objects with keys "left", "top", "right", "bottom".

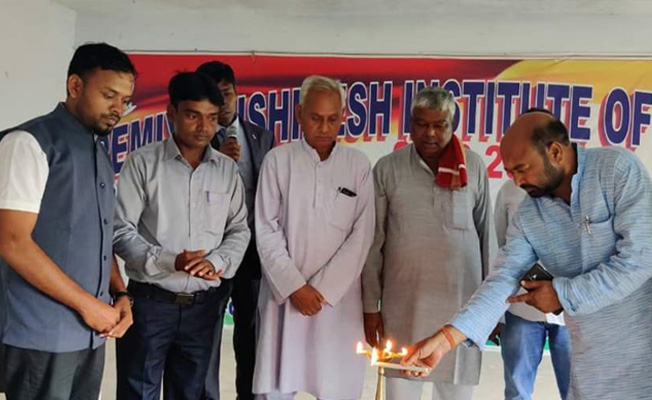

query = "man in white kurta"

[{"left": 253, "top": 76, "right": 375, "bottom": 400}]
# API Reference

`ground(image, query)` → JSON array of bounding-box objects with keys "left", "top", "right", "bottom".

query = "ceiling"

[{"left": 52, "top": 0, "right": 652, "bottom": 17}]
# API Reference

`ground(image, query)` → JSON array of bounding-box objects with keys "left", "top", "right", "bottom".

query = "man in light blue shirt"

[{"left": 404, "top": 109, "right": 652, "bottom": 400}]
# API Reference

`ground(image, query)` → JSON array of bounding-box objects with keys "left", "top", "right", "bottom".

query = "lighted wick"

[
  {"left": 356, "top": 340, "right": 430, "bottom": 400},
  {"left": 356, "top": 340, "right": 429, "bottom": 372},
  {"left": 356, "top": 341, "right": 371, "bottom": 356}
]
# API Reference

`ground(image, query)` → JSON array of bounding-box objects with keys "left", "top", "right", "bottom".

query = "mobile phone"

[{"left": 520, "top": 263, "right": 553, "bottom": 291}]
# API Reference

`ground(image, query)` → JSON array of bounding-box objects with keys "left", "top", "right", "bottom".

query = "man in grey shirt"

[{"left": 113, "top": 71, "right": 250, "bottom": 400}]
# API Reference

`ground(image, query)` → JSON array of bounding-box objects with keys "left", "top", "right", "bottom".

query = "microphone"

[{"left": 225, "top": 126, "right": 238, "bottom": 141}]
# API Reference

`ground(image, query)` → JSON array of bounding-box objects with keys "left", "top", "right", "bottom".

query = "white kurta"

[{"left": 253, "top": 140, "right": 375, "bottom": 399}]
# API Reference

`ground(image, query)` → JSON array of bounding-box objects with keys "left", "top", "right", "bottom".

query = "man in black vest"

[
  {"left": 196, "top": 61, "right": 275, "bottom": 400},
  {"left": 0, "top": 43, "right": 136, "bottom": 400}
]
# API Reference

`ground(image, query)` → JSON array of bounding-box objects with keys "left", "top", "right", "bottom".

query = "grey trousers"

[
  {"left": 3, "top": 344, "right": 104, "bottom": 400},
  {"left": 386, "top": 377, "right": 474, "bottom": 400}
]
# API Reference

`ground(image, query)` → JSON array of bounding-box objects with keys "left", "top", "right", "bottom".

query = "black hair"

[
  {"left": 168, "top": 72, "right": 224, "bottom": 107},
  {"left": 521, "top": 108, "right": 570, "bottom": 155},
  {"left": 196, "top": 61, "right": 236, "bottom": 87},
  {"left": 67, "top": 42, "right": 136, "bottom": 79}
]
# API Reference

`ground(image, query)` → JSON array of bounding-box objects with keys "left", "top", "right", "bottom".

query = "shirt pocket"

[
  {"left": 587, "top": 214, "right": 616, "bottom": 245},
  {"left": 328, "top": 189, "right": 358, "bottom": 232},
  {"left": 445, "top": 189, "right": 471, "bottom": 230},
  {"left": 204, "top": 191, "right": 230, "bottom": 235}
]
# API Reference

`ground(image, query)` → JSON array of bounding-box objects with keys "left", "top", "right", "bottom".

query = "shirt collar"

[
  {"left": 570, "top": 143, "right": 585, "bottom": 205},
  {"left": 163, "top": 136, "right": 220, "bottom": 165},
  {"left": 219, "top": 115, "right": 240, "bottom": 132},
  {"left": 409, "top": 143, "right": 434, "bottom": 176},
  {"left": 300, "top": 138, "right": 339, "bottom": 163}
]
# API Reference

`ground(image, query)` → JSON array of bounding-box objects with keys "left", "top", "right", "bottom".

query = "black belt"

[{"left": 128, "top": 280, "right": 216, "bottom": 306}]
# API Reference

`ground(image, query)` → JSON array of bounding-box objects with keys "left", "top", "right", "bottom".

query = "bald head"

[
  {"left": 501, "top": 110, "right": 574, "bottom": 200},
  {"left": 502, "top": 111, "right": 571, "bottom": 160}
]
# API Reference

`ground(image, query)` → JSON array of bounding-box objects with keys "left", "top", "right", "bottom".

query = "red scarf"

[{"left": 435, "top": 135, "right": 468, "bottom": 189}]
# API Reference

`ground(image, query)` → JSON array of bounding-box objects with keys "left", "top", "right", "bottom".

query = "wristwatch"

[{"left": 113, "top": 291, "right": 134, "bottom": 307}]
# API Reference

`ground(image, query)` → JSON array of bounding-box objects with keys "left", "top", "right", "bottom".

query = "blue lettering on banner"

[
  {"left": 520, "top": 82, "right": 532, "bottom": 114},
  {"left": 631, "top": 90, "right": 652, "bottom": 147},
  {"left": 129, "top": 116, "right": 154, "bottom": 153},
  {"left": 547, "top": 83, "right": 571, "bottom": 120},
  {"left": 237, "top": 95, "right": 246, "bottom": 122},
  {"left": 536, "top": 83, "right": 547, "bottom": 109},
  {"left": 348, "top": 82, "right": 368, "bottom": 137},
  {"left": 248, "top": 92, "right": 268, "bottom": 139},
  {"left": 268, "top": 89, "right": 291, "bottom": 142},
  {"left": 291, "top": 88, "right": 301, "bottom": 141},
  {"left": 111, "top": 123, "right": 129, "bottom": 174},
  {"left": 369, "top": 81, "right": 393, "bottom": 136},
  {"left": 569, "top": 85, "right": 593, "bottom": 141},
  {"left": 602, "top": 87, "right": 631, "bottom": 145},
  {"left": 497, "top": 82, "right": 521, "bottom": 135},
  {"left": 484, "top": 81, "right": 496, "bottom": 135},
  {"left": 443, "top": 79, "right": 462, "bottom": 132},
  {"left": 462, "top": 80, "right": 485, "bottom": 135}
]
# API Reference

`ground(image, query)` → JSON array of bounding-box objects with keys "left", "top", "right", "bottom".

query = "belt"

[{"left": 128, "top": 280, "right": 216, "bottom": 306}]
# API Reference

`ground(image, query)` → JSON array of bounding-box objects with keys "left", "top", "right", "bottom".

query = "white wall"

[
  {"left": 65, "top": 0, "right": 652, "bottom": 55},
  {"left": 0, "top": 0, "right": 75, "bottom": 128}
]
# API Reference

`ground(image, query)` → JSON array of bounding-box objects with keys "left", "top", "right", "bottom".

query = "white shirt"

[
  {"left": 494, "top": 179, "right": 565, "bottom": 325},
  {"left": 0, "top": 131, "right": 48, "bottom": 213}
]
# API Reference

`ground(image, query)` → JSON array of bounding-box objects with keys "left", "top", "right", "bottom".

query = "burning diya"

[{"left": 356, "top": 340, "right": 429, "bottom": 400}]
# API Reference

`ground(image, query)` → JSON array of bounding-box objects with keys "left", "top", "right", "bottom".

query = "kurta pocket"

[
  {"left": 447, "top": 189, "right": 471, "bottom": 230},
  {"left": 328, "top": 191, "right": 357, "bottom": 232}
]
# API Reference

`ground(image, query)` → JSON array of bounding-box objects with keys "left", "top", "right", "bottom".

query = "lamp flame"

[{"left": 371, "top": 347, "right": 379, "bottom": 365}]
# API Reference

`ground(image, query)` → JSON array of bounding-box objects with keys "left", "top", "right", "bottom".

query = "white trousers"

[
  {"left": 386, "top": 377, "right": 474, "bottom": 400},
  {"left": 256, "top": 392, "right": 355, "bottom": 400}
]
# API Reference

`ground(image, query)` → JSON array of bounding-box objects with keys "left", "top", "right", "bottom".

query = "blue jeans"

[{"left": 501, "top": 312, "right": 571, "bottom": 400}]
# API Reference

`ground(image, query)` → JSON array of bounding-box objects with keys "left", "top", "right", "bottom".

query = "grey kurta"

[{"left": 362, "top": 143, "right": 496, "bottom": 384}]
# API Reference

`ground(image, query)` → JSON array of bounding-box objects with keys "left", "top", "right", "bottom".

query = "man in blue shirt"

[{"left": 404, "top": 109, "right": 652, "bottom": 400}]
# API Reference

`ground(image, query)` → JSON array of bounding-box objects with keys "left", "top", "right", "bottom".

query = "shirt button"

[
  {"left": 103, "top": 218, "right": 108, "bottom": 225},
  {"left": 100, "top": 182, "right": 106, "bottom": 189},
  {"left": 103, "top": 255, "right": 107, "bottom": 261},
  {"left": 99, "top": 291, "right": 104, "bottom": 297}
]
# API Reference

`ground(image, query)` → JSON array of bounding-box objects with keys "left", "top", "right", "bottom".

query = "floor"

[{"left": 0, "top": 325, "right": 561, "bottom": 400}]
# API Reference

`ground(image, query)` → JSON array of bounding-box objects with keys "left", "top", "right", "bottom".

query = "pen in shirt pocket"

[{"left": 584, "top": 216, "right": 591, "bottom": 235}]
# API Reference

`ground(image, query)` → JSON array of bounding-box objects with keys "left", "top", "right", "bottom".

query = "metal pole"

[{"left": 375, "top": 366, "right": 385, "bottom": 400}]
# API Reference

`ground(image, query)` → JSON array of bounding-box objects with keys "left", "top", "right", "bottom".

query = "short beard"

[{"left": 521, "top": 155, "right": 564, "bottom": 198}]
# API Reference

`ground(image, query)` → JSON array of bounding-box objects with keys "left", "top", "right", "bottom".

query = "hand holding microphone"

[{"left": 218, "top": 126, "right": 241, "bottom": 161}]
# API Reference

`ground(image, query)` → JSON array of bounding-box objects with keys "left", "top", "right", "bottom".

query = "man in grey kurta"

[
  {"left": 404, "top": 110, "right": 652, "bottom": 400},
  {"left": 362, "top": 88, "right": 495, "bottom": 400}
]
